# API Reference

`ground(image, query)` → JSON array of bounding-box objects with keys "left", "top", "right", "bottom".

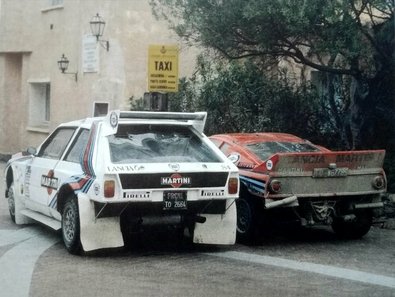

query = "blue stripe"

[
  {"left": 240, "top": 175, "right": 266, "bottom": 194},
  {"left": 240, "top": 176, "right": 265, "bottom": 188}
]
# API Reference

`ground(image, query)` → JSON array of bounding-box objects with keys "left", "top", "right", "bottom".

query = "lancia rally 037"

[
  {"left": 209, "top": 133, "right": 387, "bottom": 243},
  {"left": 4, "top": 111, "right": 239, "bottom": 254}
]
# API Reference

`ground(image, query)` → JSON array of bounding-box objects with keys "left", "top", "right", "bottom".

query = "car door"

[
  {"left": 26, "top": 127, "right": 77, "bottom": 216},
  {"left": 48, "top": 128, "right": 91, "bottom": 218}
]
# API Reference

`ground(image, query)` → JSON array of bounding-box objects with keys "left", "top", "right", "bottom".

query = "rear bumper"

[
  {"left": 93, "top": 199, "right": 228, "bottom": 218},
  {"left": 265, "top": 193, "right": 385, "bottom": 210}
]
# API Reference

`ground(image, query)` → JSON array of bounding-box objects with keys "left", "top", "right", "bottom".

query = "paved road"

[{"left": 1, "top": 162, "right": 395, "bottom": 297}]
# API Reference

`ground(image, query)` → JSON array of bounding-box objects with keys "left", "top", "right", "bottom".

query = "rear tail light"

[
  {"left": 228, "top": 177, "right": 239, "bottom": 194},
  {"left": 104, "top": 180, "right": 115, "bottom": 198},
  {"left": 268, "top": 179, "right": 282, "bottom": 193},
  {"left": 372, "top": 176, "right": 385, "bottom": 190}
]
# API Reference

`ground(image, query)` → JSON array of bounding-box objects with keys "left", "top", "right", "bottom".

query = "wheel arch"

[
  {"left": 5, "top": 166, "right": 14, "bottom": 190},
  {"left": 57, "top": 184, "right": 77, "bottom": 214}
]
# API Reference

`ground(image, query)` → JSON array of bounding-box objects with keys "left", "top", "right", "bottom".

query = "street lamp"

[
  {"left": 57, "top": 54, "right": 78, "bottom": 82},
  {"left": 90, "top": 13, "right": 110, "bottom": 51}
]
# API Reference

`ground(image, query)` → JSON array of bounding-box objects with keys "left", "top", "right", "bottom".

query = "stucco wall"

[{"left": 0, "top": 0, "right": 199, "bottom": 155}]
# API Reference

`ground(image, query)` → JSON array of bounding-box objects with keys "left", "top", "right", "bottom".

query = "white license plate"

[{"left": 312, "top": 168, "right": 348, "bottom": 178}]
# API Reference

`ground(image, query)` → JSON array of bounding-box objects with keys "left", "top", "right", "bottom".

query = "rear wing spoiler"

[
  {"left": 253, "top": 150, "right": 386, "bottom": 173},
  {"left": 103, "top": 110, "right": 207, "bottom": 135}
]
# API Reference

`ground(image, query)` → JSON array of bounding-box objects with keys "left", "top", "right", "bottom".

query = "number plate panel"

[
  {"left": 312, "top": 168, "right": 348, "bottom": 178},
  {"left": 163, "top": 191, "right": 187, "bottom": 210}
]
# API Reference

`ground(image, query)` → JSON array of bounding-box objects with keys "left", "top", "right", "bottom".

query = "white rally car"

[{"left": 4, "top": 111, "right": 239, "bottom": 254}]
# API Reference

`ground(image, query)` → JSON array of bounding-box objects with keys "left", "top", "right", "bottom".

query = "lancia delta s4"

[{"left": 4, "top": 111, "right": 239, "bottom": 254}]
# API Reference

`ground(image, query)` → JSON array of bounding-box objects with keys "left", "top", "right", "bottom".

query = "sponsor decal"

[
  {"left": 93, "top": 183, "right": 100, "bottom": 196},
  {"left": 238, "top": 162, "right": 255, "bottom": 169},
  {"left": 336, "top": 153, "right": 374, "bottom": 163},
  {"left": 201, "top": 190, "right": 225, "bottom": 197},
  {"left": 109, "top": 111, "right": 118, "bottom": 128},
  {"left": 168, "top": 163, "right": 180, "bottom": 171},
  {"left": 228, "top": 153, "right": 240, "bottom": 164},
  {"left": 161, "top": 173, "right": 191, "bottom": 188},
  {"left": 278, "top": 167, "right": 304, "bottom": 173},
  {"left": 107, "top": 165, "right": 145, "bottom": 172},
  {"left": 291, "top": 155, "right": 325, "bottom": 164},
  {"left": 221, "top": 164, "right": 231, "bottom": 170},
  {"left": 41, "top": 170, "right": 58, "bottom": 195},
  {"left": 266, "top": 160, "right": 273, "bottom": 170},
  {"left": 24, "top": 165, "right": 31, "bottom": 198},
  {"left": 124, "top": 191, "right": 151, "bottom": 199}
]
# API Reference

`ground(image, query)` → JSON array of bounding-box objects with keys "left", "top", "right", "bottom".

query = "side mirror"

[{"left": 26, "top": 147, "right": 37, "bottom": 156}]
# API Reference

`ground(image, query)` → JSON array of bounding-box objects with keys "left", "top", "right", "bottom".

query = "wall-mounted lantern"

[
  {"left": 90, "top": 13, "right": 110, "bottom": 51},
  {"left": 57, "top": 54, "right": 78, "bottom": 82}
]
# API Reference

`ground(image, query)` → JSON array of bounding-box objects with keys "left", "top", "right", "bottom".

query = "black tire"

[
  {"left": 62, "top": 197, "right": 82, "bottom": 254},
  {"left": 7, "top": 183, "right": 16, "bottom": 223},
  {"left": 332, "top": 210, "right": 372, "bottom": 239},
  {"left": 236, "top": 193, "right": 262, "bottom": 244}
]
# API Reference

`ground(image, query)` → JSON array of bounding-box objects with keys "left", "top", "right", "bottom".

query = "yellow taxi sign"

[{"left": 148, "top": 45, "right": 179, "bottom": 93}]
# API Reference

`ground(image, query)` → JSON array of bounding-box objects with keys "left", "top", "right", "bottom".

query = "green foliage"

[
  {"left": 167, "top": 57, "right": 334, "bottom": 143},
  {"left": 151, "top": 0, "right": 393, "bottom": 77},
  {"left": 129, "top": 96, "right": 145, "bottom": 111},
  {"left": 151, "top": 0, "right": 395, "bottom": 191}
]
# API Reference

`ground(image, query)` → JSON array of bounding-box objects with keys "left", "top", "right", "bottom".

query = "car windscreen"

[
  {"left": 246, "top": 141, "right": 320, "bottom": 161},
  {"left": 109, "top": 124, "right": 222, "bottom": 163}
]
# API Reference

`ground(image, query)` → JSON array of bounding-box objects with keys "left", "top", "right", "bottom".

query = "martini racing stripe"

[
  {"left": 48, "top": 123, "right": 98, "bottom": 209},
  {"left": 239, "top": 176, "right": 265, "bottom": 195},
  {"left": 48, "top": 175, "right": 95, "bottom": 209},
  {"left": 81, "top": 121, "right": 98, "bottom": 177}
]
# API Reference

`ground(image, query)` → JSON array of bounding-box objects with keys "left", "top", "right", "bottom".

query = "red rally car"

[{"left": 209, "top": 133, "right": 387, "bottom": 243}]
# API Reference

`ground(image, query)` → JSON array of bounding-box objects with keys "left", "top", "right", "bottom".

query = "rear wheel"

[
  {"left": 236, "top": 192, "right": 262, "bottom": 244},
  {"left": 332, "top": 210, "right": 372, "bottom": 239},
  {"left": 62, "top": 197, "right": 82, "bottom": 254},
  {"left": 7, "top": 183, "right": 16, "bottom": 223}
]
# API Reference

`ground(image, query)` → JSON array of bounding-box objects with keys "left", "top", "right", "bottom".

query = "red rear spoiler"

[{"left": 253, "top": 150, "right": 386, "bottom": 173}]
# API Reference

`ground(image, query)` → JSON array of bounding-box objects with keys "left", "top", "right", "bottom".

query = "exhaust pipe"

[
  {"left": 354, "top": 202, "right": 384, "bottom": 209},
  {"left": 194, "top": 215, "right": 206, "bottom": 224},
  {"left": 265, "top": 195, "right": 298, "bottom": 209}
]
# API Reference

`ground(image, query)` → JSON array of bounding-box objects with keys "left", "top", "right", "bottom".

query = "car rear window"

[
  {"left": 109, "top": 124, "right": 222, "bottom": 163},
  {"left": 246, "top": 141, "right": 320, "bottom": 161}
]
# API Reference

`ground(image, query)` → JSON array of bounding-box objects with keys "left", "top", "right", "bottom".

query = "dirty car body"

[
  {"left": 209, "top": 133, "right": 386, "bottom": 242},
  {"left": 4, "top": 111, "right": 239, "bottom": 254}
]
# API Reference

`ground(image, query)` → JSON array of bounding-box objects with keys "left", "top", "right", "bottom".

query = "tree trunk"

[{"left": 349, "top": 77, "right": 370, "bottom": 150}]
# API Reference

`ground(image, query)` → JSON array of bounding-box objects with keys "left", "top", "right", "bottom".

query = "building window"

[
  {"left": 49, "top": 0, "right": 63, "bottom": 6},
  {"left": 29, "top": 82, "right": 51, "bottom": 129},
  {"left": 42, "top": 0, "right": 64, "bottom": 12},
  {"left": 93, "top": 102, "right": 109, "bottom": 117}
]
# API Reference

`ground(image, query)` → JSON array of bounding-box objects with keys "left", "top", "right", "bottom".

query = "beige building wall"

[{"left": 0, "top": 0, "right": 198, "bottom": 157}]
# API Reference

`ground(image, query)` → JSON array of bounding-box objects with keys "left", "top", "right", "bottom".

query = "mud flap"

[
  {"left": 193, "top": 199, "right": 237, "bottom": 245},
  {"left": 78, "top": 195, "right": 124, "bottom": 251}
]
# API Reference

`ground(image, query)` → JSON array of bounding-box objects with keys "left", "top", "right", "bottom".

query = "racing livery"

[
  {"left": 4, "top": 111, "right": 239, "bottom": 254},
  {"left": 209, "top": 133, "right": 386, "bottom": 242}
]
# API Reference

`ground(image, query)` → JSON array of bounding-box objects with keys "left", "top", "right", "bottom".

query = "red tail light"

[
  {"left": 104, "top": 180, "right": 115, "bottom": 198},
  {"left": 372, "top": 176, "right": 385, "bottom": 190},
  {"left": 269, "top": 179, "right": 282, "bottom": 193},
  {"left": 228, "top": 177, "right": 238, "bottom": 194}
]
